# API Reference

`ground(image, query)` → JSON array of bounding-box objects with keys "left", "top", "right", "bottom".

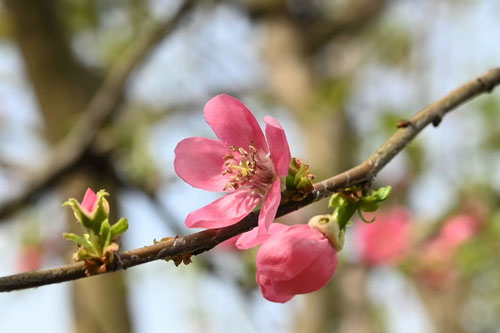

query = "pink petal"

[
  {"left": 216, "top": 235, "right": 240, "bottom": 251},
  {"left": 81, "top": 188, "right": 98, "bottom": 215},
  {"left": 264, "top": 116, "right": 291, "bottom": 177},
  {"left": 257, "top": 272, "right": 294, "bottom": 303},
  {"left": 236, "top": 221, "right": 288, "bottom": 250},
  {"left": 185, "top": 190, "right": 260, "bottom": 229},
  {"left": 204, "top": 94, "right": 268, "bottom": 153},
  {"left": 174, "top": 137, "right": 233, "bottom": 192},
  {"left": 256, "top": 225, "right": 328, "bottom": 280},
  {"left": 257, "top": 179, "right": 282, "bottom": 237},
  {"left": 271, "top": 252, "right": 337, "bottom": 296}
]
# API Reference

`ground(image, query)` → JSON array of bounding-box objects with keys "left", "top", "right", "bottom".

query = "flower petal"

[
  {"left": 81, "top": 188, "right": 98, "bottom": 215},
  {"left": 185, "top": 190, "right": 260, "bottom": 228},
  {"left": 257, "top": 272, "right": 294, "bottom": 303},
  {"left": 272, "top": 252, "right": 337, "bottom": 295},
  {"left": 236, "top": 221, "right": 288, "bottom": 250},
  {"left": 204, "top": 94, "right": 268, "bottom": 153},
  {"left": 257, "top": 179, "right": 282, "bottom": 237},
  {"left": 256, "top": 225, "right": 328, "bottom": 280},
  {"left": 174, "top": 137, "right": 232, "bottom": 192},
  {"left": 264, "top": 116, "right": 291, "bottom": 177}
]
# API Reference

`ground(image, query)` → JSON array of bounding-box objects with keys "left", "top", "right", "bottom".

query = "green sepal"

[
  {"left": 328, "top": 193, "right": 345, "bottom": 210},
  {"left": 99, "top": 219, "right": 112, "bottom": 249},
  {"left": 334, "top": 202, "right": 357, "bottom": 229},
  {"left": 74, "top": 248, "right": 92, "bottom": 261},
  {"left": 357, "top": 208, "right": 376, "bottom": 223},
  {"left": 62, "top": 190, "right": 110, "bottom": 235},
  {"left": 293, "top": 164, "right": 307, "bottom": 183},
  {"left": 328, "top": 185, "right": 392, "bottom": 228},
  {"left": 84, "top": 233, "right": 101, "bottom": 256},
  {"left": 63, "top": 198, "right": 100, "bottom": 234},
  {"left": 110, "top": 218, "right": 128, "bottom": 239},
  {"left": 296, "top": 177, "right": 313, "bottom": 192},
  {"left": 359, "top": 201, "right": 380, "bottom": 212},
  {"left": 91, "top": 190, "right": 110, "bottom": 233},
  {"left": 285, "top": 174, "right": 295, "bottom": 189},
  {"left": 361, "top": 186, "right": 392, "bottom": 204},
  {"left": 285, "top": 158, "right": 315, "bottom": 193},
  {"left": 63, "top": 232, "right": 95, "bottom": 253},
  {"left": 358, "top": 186, "right": 392, "bottom": 213}
]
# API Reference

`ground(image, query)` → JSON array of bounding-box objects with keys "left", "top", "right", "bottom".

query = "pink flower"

[
  {"left": 81, "top": 188, "right": 98, "bottom": 215},
  {"left": 255, "top": 223, "right": 338, "bottom": 303},
  {"left": 355, "top": 207, "right": 411, "bottom": 266},
  {"left": 174, "top": 95, "right": 291, "bottom": 247}
]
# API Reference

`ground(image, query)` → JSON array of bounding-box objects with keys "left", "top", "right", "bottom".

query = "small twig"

[
  {"left": 1, "top": 68, "right": 499, "bottom": 292},
  {"left": 0, "top": 0, "right": 195, "bottom": 220}
]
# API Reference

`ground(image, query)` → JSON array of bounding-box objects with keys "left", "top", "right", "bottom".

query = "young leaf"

[{"left": 110, "top": 218, "right": 129, "bottom": 239}]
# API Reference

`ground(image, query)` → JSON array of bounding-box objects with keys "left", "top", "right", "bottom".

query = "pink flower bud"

[
  {"left": 81, "top": 188, "right": 98, "bottom": 215},
  {"left": 256, "top": 224, "right": 338, "bottom": 303}
]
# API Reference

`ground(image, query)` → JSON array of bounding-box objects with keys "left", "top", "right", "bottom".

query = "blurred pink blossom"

[
  {"left": 421, "top": 214, "right": 480, "bottom": 264},
  {"left": 439, "top": 214, "right": 479, "bottom": 248},
  {"left": 416, "top": 214, "right": 480, "bottom": 288},
  {"left": 17, "top": 245, "right": 43, "bottom": 272},
  {"left": 255, "top": 223, "right": 338, "bottom": 303},
  {"left": 355, "top": 207, "right": 411, "bottom": 266},
  {"left": 174, "top": 94, "right": 291, "bottom": 247}
]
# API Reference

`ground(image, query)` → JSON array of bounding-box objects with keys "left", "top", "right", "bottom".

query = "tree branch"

[
  {"left": 0, "top": 0, "right": 195, "bottom": 220},
  {"left": 1, "top": 68, "right": 499, "bottom": 292}
]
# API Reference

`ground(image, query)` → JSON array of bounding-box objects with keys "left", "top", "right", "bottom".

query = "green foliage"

[{"left": 329, "top": 185, "right": 392, "bottom": 229}]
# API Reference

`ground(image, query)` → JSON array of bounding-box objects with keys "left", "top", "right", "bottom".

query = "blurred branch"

[
  {"left": 241, "top": 0, "right": 387, "bottom": 54},
  {"left": 0, "top": 0, "right": 195, "bottom": 220},
  {"left": 1, "top": 68, "right": 499, "bottom": 292},
  {"left": 302, "top": 0, "right": 386, "bottom": 53}
]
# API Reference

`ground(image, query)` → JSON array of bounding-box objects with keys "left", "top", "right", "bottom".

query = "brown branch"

[
  {"left": 1, "top": 68, "right": 499, "bottom": 292},
  {"left": 0, "top": 0, "right": 195, "bottom": 220}
]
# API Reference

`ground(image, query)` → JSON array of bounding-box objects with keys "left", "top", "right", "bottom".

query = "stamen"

[{"left": 221, "top": 140, "right": 275, "bottom": 197}]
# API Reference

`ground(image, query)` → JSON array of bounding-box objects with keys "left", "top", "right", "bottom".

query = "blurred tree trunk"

[
  {"left": 260, "top": 10, "right": 372, "bottom": 333},
  {"left": 4, "top": 1, "right": 132, "bottom": 332},
  {"left": 416, "top": 280, "right": 468, "bottom": 333}
]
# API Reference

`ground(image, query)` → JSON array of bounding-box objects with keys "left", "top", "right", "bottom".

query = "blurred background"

[{"left": 0, "top": 0, "right": 499, "bottom": 332}]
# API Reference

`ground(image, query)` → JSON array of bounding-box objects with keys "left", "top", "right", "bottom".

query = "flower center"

[{"left": 222, "top": 140, "right": 275, "bottom": 196}]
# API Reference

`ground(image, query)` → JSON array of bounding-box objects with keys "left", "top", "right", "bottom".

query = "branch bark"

[{"left": 1, "top": 67, "right": 499, "bottom": 292}]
